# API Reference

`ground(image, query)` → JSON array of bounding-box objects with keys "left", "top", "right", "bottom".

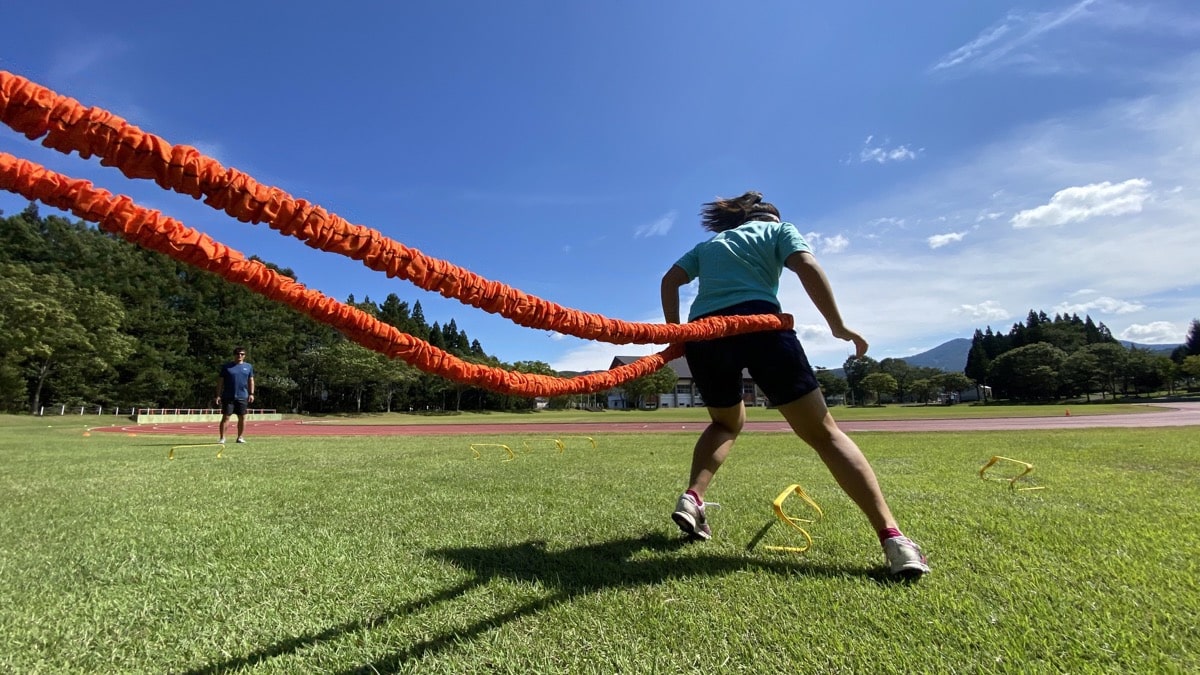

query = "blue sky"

[{"left": 2, "top": 1, "right": 1198, "bottom": 372}]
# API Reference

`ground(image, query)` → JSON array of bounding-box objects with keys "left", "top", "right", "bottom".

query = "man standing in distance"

[{"left": 216, "top": 346, "right": 255, "bottom": 444}]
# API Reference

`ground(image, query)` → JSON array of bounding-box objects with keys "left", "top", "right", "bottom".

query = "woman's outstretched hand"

[{"left": 832, "top": 326, "right": 868, "bottom": 359}]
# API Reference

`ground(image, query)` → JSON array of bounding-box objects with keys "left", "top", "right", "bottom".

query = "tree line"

[
  {"left": 965, "top": 311, "right": 1200, "bottom": 402},
  {"left": 815, "top": 311, "right": 1200, "bottom": 406},
  {"left": 5, "top": 205, "right": 1196, "bottom": 413},
  {"left": 816, "top": 358, "right": 975, "bottom": 406},
  {"left": 0, "top": 205, "right": 566, "bottom": 415}
]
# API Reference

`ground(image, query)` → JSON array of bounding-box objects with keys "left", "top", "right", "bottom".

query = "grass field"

[
  {"left": 295, "top": 400, "right": 1161, "bottom": 425},
  {"left": 1, "top": 414, "right": 1197, "bottom": 673}
]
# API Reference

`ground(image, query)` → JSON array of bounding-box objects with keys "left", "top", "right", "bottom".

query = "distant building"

[
  {"left": 953, "top": 385, "right": 992, "bottom": 403},
  {"left": 607, "top": 356, "right": 766, "bottom": 409}
]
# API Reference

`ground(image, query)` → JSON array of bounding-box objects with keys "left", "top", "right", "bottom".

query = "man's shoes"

[
  {"left": 218, "top": 437, "right": 226, "bottom": 444},
  {"left": 236, "top": 437, "right": 247, "bottom": 444},
  {"left": 883, "top": 535, "right": 930, "bottom": 578},
  {"left": 672, "top": 492, "right": 712, "bottom": 541}
]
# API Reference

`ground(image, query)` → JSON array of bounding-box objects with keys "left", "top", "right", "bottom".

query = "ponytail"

[{"left": 699, "top": 191, "right": 781, "bottom": 232}]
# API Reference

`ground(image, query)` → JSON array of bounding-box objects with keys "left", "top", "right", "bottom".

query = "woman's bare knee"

[
  {"left": 776, "top": 390, "right": 842, "bottom": 448},
  {"left": 707, "top": 403, "right": 745, "bottom": 434}
]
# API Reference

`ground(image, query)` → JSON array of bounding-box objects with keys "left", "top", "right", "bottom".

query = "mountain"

[
  {"left": 900, "top": 338, "right": 973, "bottom": 372},
  {"left": 1119, "top": 341, "right": 1180, "bottom": 356},
  {"left": 894, "top": 338, "right": 1181, "bottom": 375},
  {"left": 820, "top": 337, "right": 972, "bottom": 378}
]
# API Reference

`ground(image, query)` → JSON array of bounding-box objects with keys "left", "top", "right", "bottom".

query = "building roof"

[
  {"left": 609, "top": 356, "right": 751, "bottom": 380},
  {"left": 609, "top": 355, "right": 691, "bottom": 378}
]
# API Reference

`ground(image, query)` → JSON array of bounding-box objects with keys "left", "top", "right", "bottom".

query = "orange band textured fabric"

[{"left": 0, "top": 70, "right": 793, "bottom": 396}]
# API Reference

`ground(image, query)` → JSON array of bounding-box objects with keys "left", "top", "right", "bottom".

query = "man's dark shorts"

[
  {"left": 222, "top": 400, "right": 249, "bottom": 417},
  {"left": 684, "top": 300, "right": 821, "bottom": 408}
]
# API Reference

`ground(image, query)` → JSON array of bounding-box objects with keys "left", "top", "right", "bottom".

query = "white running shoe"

[
  {"left": 883, "top": 535, "right": 930, "bottom": 578},
  {"left": 218, "top": 437, "right": 226, "bottom": 444},
  {"left": 236, "top": 437, "right": 247, "bottom": 444},
  {"left": 671, "top": 493, "right": 712, "bottom": 541}
]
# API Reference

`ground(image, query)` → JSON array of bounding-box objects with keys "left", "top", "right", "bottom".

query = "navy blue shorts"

[
  {"left": 685, "top": 300, "right": 821, "bottom": 408},
  {"left": 222, "top": 400, "right": 249, "bottom": 417}
]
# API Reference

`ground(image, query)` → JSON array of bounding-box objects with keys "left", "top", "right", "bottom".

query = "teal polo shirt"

[{"left": 674, "top": 220, "right": 811, "bottom": 321}]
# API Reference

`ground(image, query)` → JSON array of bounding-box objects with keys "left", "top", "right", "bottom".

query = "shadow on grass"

[{"left": 182, "top": 532, "right": 875, "bottom": 674}]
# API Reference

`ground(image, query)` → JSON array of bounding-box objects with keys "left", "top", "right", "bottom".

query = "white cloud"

[
  {"left": 932, "top": 0, "right": 1200, "bottom": 76},
  {"left": 804, "top": 232, "right": 849, "bottom": 255},
  {"left": 796, "top": 324, "right": 829, "bottom": 342},
  {"left": 928, "top": 232, "right": 967, "bottom": 249},
  {"left": 953, "top": 301, "right": 1011, "bottom": 322},
  {"left": 635, "top": 210, "right": 676, "bottom": 238},
  {"left": 858, "top": 135, "right": 921, "bottom": 164},
  {"left": 771, "top": 55, "right": 1200, "bottom": 369},
  {"left": 550, "top": 338, "right": 660, "bottom": 373},
  {"left": 821, "top": 234, "right": 850, "bottom": 254},
  {"left": 1010, "top": 178, "right": 1151, "bottom": 228},
  {"left": 1055, "top": 296, "right": 1145, "bottom": 315},
  {"left": 931, "top": 0, "right": 1099, "bottom": 73},
  {"left": 1118, "top": 321, "right": 1183, "bottom": 344},
  {"left": 932, "top": 22, "right": 1014, "bottom": 72},
  {"left": 867, "top": 216, "right": 907, "bottom": 229}
]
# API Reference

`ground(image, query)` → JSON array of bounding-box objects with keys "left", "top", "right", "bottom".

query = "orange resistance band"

[
  {"left": 0, "top": 70, "right": 793, "bottom": 396},
  {"left": 0, "top": 152, "right": 683, "bottom": 396},
  {"left": 0, "top": 70, "right": 791, "bottom": 346}
]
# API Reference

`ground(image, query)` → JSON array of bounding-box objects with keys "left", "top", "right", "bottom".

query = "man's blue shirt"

[{"left": 219, "top": 362, "right": 254, "bottom": 400}]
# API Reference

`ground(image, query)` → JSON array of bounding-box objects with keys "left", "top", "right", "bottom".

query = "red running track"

[{"left": 92, "top": 402, "right": 1200, "bottom": 436}]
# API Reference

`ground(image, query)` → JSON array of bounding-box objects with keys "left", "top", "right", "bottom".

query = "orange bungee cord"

[
  {"left": 0, "top": 152, "right": 682, "bottom": 396},
  {"left": 0, "top": 70, "right": 793, "bottom": 396},
  {"left": 0, "top": 70, "right": 791, "bottom": 346}
]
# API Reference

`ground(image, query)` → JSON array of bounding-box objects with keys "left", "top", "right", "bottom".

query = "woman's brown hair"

[{"left": 699, "top": 191, "right": 780, "bottom": 233}]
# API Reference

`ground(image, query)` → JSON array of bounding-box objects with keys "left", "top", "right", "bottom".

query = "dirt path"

[{"left": 92, "top": 402, "right": 1200, "bottom": 436}]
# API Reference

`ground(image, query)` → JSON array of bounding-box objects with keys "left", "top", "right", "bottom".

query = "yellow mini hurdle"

[{"left": 764, "top": 483, "right": 824, "bottom": 554}]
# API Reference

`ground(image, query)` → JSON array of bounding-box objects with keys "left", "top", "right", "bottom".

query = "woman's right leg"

[
  {"left": 686, "top": 402, "right": 746, "bottom": 500},
  {"left": 672, "top": 402, "right": 745, "bottom": 540},
  {"left": 776, "top": 390, "right": 897, "bottom": 532}
]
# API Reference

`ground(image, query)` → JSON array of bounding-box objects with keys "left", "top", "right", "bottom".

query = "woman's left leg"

[{"left": 775, "top": 389, "right": 896, "bottom": 531}]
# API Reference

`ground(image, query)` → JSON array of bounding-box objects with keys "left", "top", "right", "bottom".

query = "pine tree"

[
  {"left": 410, "top": 301, "right": 429, "bottom": 339},
  {"left": 378, "top": 294, "right": 411, "bottom": 331},
  {"left": 964, "top": 330, "right": 990, "bottom": 385},
  {"left": 1185, "top": 319, "right": 1200, "bottom": 356},
  {"left": 428, "top": 321, "right": 446, "bottom": 349}
]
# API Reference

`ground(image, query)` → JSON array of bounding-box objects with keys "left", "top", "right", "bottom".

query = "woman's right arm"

[{"left": 660, "top": 265, "right": 690, "bottom": 324}]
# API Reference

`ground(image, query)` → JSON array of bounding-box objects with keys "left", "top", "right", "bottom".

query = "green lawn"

[
  {"left": 295, "top": 399, "right": 1162, "bottom": 425},
  {"left": 1, "top": 415, "right": 1196, "bottom": 673}
]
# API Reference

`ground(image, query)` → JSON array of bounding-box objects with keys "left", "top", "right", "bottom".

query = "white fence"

[
  {"left": 38, "top": 404, "right": 135, "bottom": 416},
  {"left": 137, "top": 408, "right": 270, "bottom": 416},
  {"left": 134, "top": 408, "right": 281, "bottom": 424},
  {"left": 34, "top": 405, "right": 282, "bottom": 423}
]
